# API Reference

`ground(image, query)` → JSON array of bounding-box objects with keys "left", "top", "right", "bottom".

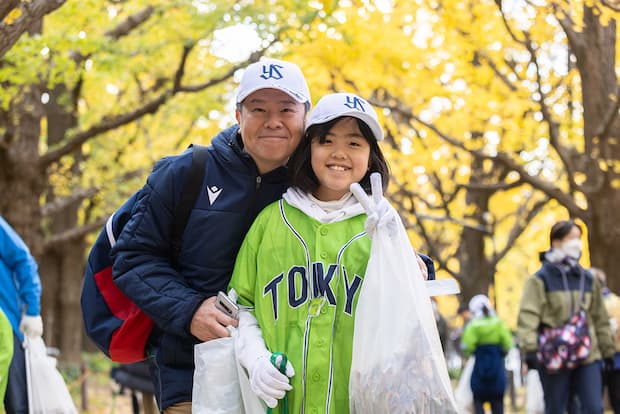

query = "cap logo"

[
  {"left": 260, "top": 64, "right": 284, "bottom": 80},
  {"left": 344, "top": 96, "right": 366, "bottom": 112}
]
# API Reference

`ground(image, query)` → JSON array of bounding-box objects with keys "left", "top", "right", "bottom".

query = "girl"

[
  {"left": 517, "top": 220, "right": 615, "bottom": 414},
  {"left": 228, "top": 92, "right": 391, "bottom": 413}
]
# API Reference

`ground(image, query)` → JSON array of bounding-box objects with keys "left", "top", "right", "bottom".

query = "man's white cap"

[
  {"left": 305, "top": 93, "right": 384, "bottom": 141},
  {"left": 236, "top": 58, "right": 311, "bottom": 107}
]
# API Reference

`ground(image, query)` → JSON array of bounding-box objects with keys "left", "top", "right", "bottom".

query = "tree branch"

[
  {"left": 551, "top": 2, "right": 585, "bottom": 59},
  {"left": 416, "top": 214, "right": 493, "bottom": 234},
  {"left": 43, "top": 218, "right": 106, "bottom": 251},
  {"left": 600, "top": 0, "right": 620, "bottom": 13},
  {"left": 39, "top": 41, "right": 275, "bottom": 167},
  {"left": 595, "top": 84, "right": 620, "bottom": 141},
  {"left": 0, "top": 0, "right": 20, "bottom": 21},
  {"left": 104, "top": 6, "right": 155, "bottom": 40},
  {"left": 0, "top": 0, "right": 66, "bottom": 59},
  {"left": 370, "top": 94, "right": 588, "bottom": 220},
  {"left": 493, "top": 196, "right": 548, "bottom": 263},
  {"left": 41, "top": 187, "right": 99, "bottom": 217},
  {"left": 458, "top": 179, "right": 522, "bottom": 192}
]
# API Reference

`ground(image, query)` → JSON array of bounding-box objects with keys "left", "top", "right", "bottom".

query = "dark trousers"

[
  {"left": 473, "top": 396, "right": 503, "bottom": 414},
  {"left": 607, "top": 369, "right": 620, "bottom": 414},
  {"left": 539, "top": 361, "right": 603, "bottom": 414},
  {"left": 4, "top": 332, "right": 28, "bottom": 414}
]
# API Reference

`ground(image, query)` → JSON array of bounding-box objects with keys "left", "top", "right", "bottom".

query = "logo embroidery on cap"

[
  {"left": 207, "top": 185, "right": 223, "bottom": 205},
  {"left": 344, "top": 96, "right": 366, "bottom": 112},
  {"left": 261, "top": 64, "right": 284, "bottom": 80}
]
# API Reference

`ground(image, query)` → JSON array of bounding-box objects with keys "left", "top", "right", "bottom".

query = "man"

[
  {"left": 0, "top": 216, "right": 43, "bottom": 413},
  {"left": 112, "top": 57, "right": 434, "bottom": 413}
]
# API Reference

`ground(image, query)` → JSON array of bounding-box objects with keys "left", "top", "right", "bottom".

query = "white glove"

[
  {"left": 236, "top": 311, "right": 294, "bottom": 408},
  {"left": 350, "top": 172, "right": 400, "bottom": 239},
  {"left": 19, "top": 315, "right": 43, "bottom": 338}
]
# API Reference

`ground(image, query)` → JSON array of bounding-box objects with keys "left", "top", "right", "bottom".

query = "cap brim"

[
  {"left": 237, "top": 85, "right": 309, "bottom": 105},
  {"left": 305, "top": 111, "right": 384, "bottom": 141}
]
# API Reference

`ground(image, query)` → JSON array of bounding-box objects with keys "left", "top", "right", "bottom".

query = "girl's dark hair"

[
  {"left": 549, "top": 220, "right": 582, "bottom": 246},
  {"left": 288, "top": 116, "right": 390, "bottom": 194}
]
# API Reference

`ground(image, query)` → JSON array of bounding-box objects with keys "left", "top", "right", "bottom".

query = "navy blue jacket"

[
  {"left": 111, "top": 125, "right": 291, "bottom": 408},
  {"left": 111, "top": 124, "right": 437, "bottom": 408}
]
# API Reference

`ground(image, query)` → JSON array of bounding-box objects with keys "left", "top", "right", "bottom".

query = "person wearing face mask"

[{"left": 516, "top": 220, "right": 615, "bottom": 414}]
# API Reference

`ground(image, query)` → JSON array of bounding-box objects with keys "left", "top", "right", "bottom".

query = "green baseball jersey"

[{"left": 229, "top": 198, "right": 370, "bottom": 414}]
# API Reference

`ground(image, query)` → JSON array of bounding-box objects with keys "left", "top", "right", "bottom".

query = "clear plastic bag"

[
  {"left": 525, "top": 370, "right": 545, "bottom": 414},
  {"left": 349, "top": 210, "right": 458, "bottom": 413},
  {"left": 192, "top": 329, "right": 265, "bottom": 414},
  {"left": 24, "top": 337, "right": 78, "bottom": 414},
  {"left": 454, "top": 357, "right": 474, "bottom": 414}
]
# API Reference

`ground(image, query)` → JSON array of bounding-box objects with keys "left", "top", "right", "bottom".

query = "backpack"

[
  {"left": 81, "top": 145, "right": 209, "bottom": 363},
  {"left": 536, "top": 266, "right": 591, "bottom": 373},
  {"left": 470, "top": 344, "right": 506, "bottom": 399}
]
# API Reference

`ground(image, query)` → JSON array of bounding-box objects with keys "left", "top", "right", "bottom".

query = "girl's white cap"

[{"left": 305, "top": 93, "right": 384, "bottom": 141}]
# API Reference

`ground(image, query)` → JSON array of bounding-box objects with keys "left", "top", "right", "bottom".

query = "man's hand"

[
  {"left": 190, "top": 296, "right": 238, "bottom": 342},
  {"left": 19, "top": 315, "right": 43, "bottom": 339}
]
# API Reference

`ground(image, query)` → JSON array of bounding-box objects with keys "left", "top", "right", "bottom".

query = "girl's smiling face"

[{"left": 310, "top": 117, "right": 371, "bottom": 201}]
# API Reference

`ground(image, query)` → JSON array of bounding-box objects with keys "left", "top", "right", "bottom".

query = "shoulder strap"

[{"left": 171, "top": 144, "right": 209, "bottom": 262}]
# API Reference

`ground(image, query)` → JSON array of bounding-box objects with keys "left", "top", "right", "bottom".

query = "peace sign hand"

[
  {"left": 350, "top": 173, "right": 429, "bottom": 280},
  {"left": 350, "top": 172, "right": 398, "bottom": 240}
]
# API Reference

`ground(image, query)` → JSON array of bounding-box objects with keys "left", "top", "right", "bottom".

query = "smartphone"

[{"left": 215, "top": 291, "right": 239, "bottom": 320}]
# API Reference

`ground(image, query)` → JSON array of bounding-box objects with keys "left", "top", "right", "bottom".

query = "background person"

[
  {"left": 0, "top": 216, "right": 43, "bottom": 414},
  {"left": 0, "top": 308, "right": 13, "bottom": 412},
  {"left": 591, "top": 267, "right": 620, "bottom": 414},
  {"left": 517, "top": 220, "right": 615, "bottom": 414},
  {"left": 461, "top": 294, "right": 513, "bottom": 414}
]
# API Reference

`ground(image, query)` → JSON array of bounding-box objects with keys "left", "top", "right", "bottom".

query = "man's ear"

[{"left": 235, "top": 108, "right": 241, "bottom": 124}]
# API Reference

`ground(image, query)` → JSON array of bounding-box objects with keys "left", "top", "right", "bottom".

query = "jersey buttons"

[{"left": 320, "top": 227, "right": 328, "bottom": 236}]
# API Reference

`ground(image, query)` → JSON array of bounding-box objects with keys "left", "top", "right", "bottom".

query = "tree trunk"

[
  {"left": 577, "top": 9, "right": 620, "bottom": 292},
  {"left": 456, "top": 157, "right": 493, "bottom": 304},
  {"left": 40, "top": 83, "right": 84, "bottom": 362}
]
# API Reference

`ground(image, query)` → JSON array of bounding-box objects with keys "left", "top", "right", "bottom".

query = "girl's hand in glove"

[
  {"left": 236, "top": 311, "right": 294, "bottom": 408},
  {"left": 350, "top": 172, "right": 400, "bottom": 239},
  {"left": 248, "top": 353, "right": 294, "bottom": 408}
]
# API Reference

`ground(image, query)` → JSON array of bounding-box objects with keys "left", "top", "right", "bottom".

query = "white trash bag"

[
  {"left": 349, "top": 188, "right": 457, "bottom": 413},
  {"left": 24, "top": 336, "right": 78, "bottom": 414},
  {"left": 454, "top": 357, "right": 474, "bottom": 414},
  {"left": 525, "top": 369, "right": 545, "bottom": 414},
  {"left": 192, "top": 328, "right": 265, "bottom": 414}
]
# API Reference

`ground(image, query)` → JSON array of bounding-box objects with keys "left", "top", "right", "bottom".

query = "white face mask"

[{"left": 561, "top": 238, "right": 582, "bottom": 259}]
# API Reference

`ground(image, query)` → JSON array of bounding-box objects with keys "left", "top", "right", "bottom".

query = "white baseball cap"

[
  {"left": 305, "top": 93, "right": 384, "bottom": 141},
  {"left": 236, "top": 58, "right": 311, "bottom": 107}
]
